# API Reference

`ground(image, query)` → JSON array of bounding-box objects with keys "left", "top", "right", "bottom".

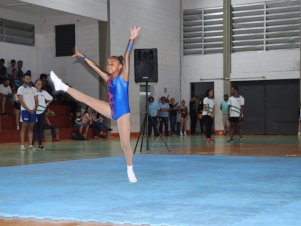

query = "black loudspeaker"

[
  {"left": 134, "top": 48, "right": 158, "bottom": 83},
  {"left": 55, "top": 24, "right": 75, "bottom": 57}
]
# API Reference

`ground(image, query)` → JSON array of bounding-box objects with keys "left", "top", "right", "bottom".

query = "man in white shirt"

[
  {"left": 17, "top": 72, "right": 38, "bottom": 151},
  {"left": 0, "top": 78, "right": 12, "bottom": 115},
  {"left": 228, "top": 86, "right": 245, "bottom": 143}
]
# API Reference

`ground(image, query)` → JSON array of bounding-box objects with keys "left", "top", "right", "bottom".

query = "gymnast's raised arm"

[
  {"left": 121, "top": 26, "right": 141, "bottom": 81},
  {"left": 73, "top": 48, "right": 109, "bottom": 82}
]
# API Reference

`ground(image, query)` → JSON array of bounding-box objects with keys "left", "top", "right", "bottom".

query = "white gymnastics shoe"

[
  {"left": 50, "top": 71, "right": 69, "bottom": 92},
  {"left": 127, "top": 165, "right": 137, "bottom": 183}
]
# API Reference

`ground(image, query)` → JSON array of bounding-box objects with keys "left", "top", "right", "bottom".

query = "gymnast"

[{"left": 50, "top": 26, "right": 141, "bottom": 183}]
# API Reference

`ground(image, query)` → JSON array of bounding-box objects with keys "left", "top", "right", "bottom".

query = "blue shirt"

[
  {"left": 148, "top": 102, "right": 159, "bottom": 117},
  {"left": 158, "top": 103, "right": 170, "bottom": 118}
]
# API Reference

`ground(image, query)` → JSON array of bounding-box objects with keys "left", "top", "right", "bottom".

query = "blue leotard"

[{"left": 107, "top": 75, "right": 130, "bottom": 120}]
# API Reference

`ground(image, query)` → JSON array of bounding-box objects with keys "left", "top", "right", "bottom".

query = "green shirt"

[{"left": 220, "top": 100, "right": 229, "bottom": 115}]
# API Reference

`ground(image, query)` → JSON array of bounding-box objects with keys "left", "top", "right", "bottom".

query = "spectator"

[
  {"left": 228, "top": 86, "right": 245, "bottom": 143},
  {"left": 169, "top": 98, "right": 178, "bottom": 136},
  {"left": 180, "top": 100, "right": 189, "bottom": 136},
  {"left": 72, "top": 109, "right": 85, "bottom": 140},
  {"left": 203, "top": 89, "right": 215, "bottom": 143},
  {"left": 158, "top": 96, "right": 169, "bottom": 136},
  {"left": 147, "top": 96, "right": 159, "bottom": 137},
  {"left": 32, "top": 79, "right": 53, "bottom": 150},
  {"left": 81, "top": 107, "right": 93, "bottom": 139},
  {"left": 0, "top": 78, "right": 12, "bottom": 115},
  {"left": 220, "top": 94, "right": 230, "bottom": 135},
  {"left": 189, "top": 95, "right": 198, "bottom": 135},
  {"left": 197, "top": 96, "right": 204, "bottom": 135},
  {"left": 17, "top": 72, "right": 38, "bottom": 151},
  {"left": 39, "top": 73, "right": 53, "bottom": 94},
  {"left": 43, "top": 109, "right": 59, "bottom": 142},
  {"left": 91, "top": 111, "right": 112, "bottom": 138},
  {"left": 13, "top": 92, "right": 20, "bottom": 130},
  {"left": 0, "top": 58, "right": 6, "bottom": 84},
  {"left": 7, "top": 59, "right": 16, "bottom": 76},
  {"left": 16, "top": 60, "right": 24, "bottom": 80}
]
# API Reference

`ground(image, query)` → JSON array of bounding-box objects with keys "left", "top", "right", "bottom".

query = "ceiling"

[{"left": 0, "top": 0, "right": 67, "bottom": 17}]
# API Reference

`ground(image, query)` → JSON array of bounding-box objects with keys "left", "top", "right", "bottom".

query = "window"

[
  {"left": 0, "top": 18, "right": 35, "bottom": 46},
  {"left": 183, "top": 7, "right": 223, "bottom": 55},
  {"left": 232, "top": 0, "right": 300, "bottom": 52}
]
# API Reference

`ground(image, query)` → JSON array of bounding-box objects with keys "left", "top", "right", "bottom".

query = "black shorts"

[{"left": 229, "top": 117, "right": 243, "bottom": 123}]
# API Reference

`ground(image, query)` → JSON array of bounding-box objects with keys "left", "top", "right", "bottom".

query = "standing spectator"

[
  {"left": 147, "top": 96, "right": 159, "bottom": 136},
  {"left": 228, "top": 86, "right": 245, "bottom": 143},
  {"left": 203, "top": 89, "right": 215, "bottom": 143},
  {"left": 16, "top": 60, "right": 24, "bottom": 80},
  {"left": 220, "top": 94, "right": 230, "bottom": 135},
  {"left": 32, "top": 79, "right": 53, "bottom": 150},
  {"left": 17, "top": 72, "right": 38, "bottom": 151},
  {"left": 40, "top": 73, "right": 53, "bottom": 94},
  {"left": 0, "top": 58, "right": 7, "bottom": 84},
  {"left": 13, "top": 91, "right": 21, "bottom": 130},
  {"left": 0, "top": 78, "right": 12, "bottom": 115},
  {"left": 169, "top": 98, "right": 178, "bottom": 136},
  {"left": 158, "top": 96, "right": 169, "bottom": 136},
  {"left": 43, "top": 109, "right": 59, "bottom": 142},
  {"left": 180, "top": 100, "right": 189, "bottom": 136},
  {"left": 298, "top": 102, "right": 301, "bottom": 136},
  {"left": 6, "top": 59, "right": 16, "bottom": 76},
  {"left": 189, "top": 95, "right": 198, "bottom": 135},
  {"left": 197, "top": 96, "right": 204, "bottom": 135}
]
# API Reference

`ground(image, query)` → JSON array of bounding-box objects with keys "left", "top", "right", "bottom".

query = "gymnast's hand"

[
  {"left": 130, "top": 26, "right": 141, "bottom": 40},
  {"left": 72, "top": 47, "right": 84, "bottom": 58}
]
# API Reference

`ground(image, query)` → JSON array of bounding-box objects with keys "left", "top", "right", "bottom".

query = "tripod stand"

[{"left": 134, "top": 82, "right": 170, "bottom": 153}]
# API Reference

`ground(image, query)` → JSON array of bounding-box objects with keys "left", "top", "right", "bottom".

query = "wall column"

[{"left": 223, "top": 0, "right": 231, "bottom": 95}]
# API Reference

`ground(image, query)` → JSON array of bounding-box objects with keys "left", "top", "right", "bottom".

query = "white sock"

[
  {"left": 50, "top": 71, "right": 69, "bottom": 92},
  {"left": 127, "top": 165, "right": 137, "bottom": 183}
]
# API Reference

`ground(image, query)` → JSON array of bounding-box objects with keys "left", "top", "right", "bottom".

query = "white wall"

[
  {"left": 21, "top": 0, "right": 107, "bottom": 21},
  {"left": 181, "top": 0, "right": 225, "bottom": 131},
  {"left": 39, "top": 15, "right": 100, "bottom": 98},
  {"left": 110, "top": 0, "right": 181, "bottom": 131}
]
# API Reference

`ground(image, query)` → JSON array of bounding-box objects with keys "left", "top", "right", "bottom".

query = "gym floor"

[{"left": 0, "top": 135, "right": 300, "bottom": 226}]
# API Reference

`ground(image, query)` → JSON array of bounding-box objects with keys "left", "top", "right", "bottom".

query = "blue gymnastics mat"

[{"left": 0, "top": 154, "right": 300, "bottom": 226}]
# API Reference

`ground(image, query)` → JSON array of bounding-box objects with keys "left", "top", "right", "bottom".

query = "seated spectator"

[
  {"left": 0, "top": 78, "right": 12, "bottom": 115},
  {"left": 0, "top": 59, "right": 7, "bottom": 84},
  {"left": 81, "top": 107, "right": 93, "bottom": 139},
  {"left": 43, "top": 109, "right": 59, "bottom": 142},
  {"left": 16, "top": 60, "right": 24, "bottom": 80},
  {"left": 91, "top": 110, "right": 112, "bottom": 138},
  {"left": 7, "top": 59, "right": 16, "bottom": 76},
  {"left": 71, "top": 109, "right": 85, "bottom": 140}
]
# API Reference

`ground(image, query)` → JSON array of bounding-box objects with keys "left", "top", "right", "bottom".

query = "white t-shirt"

[
  {"left": 0, "top": 84, "right": 12, "bottom": 95},
  {"left": 228, "top": 95, "right": 245, "bottom": 117},
  {"left": 202, "top": 97, "right": 215, "bottom": 116},
  {"left": 17, "top": 85, "right": 38, "bottom": 111},
  {"left": 36, "top": 90, "right": 53, "bottom": 114}
]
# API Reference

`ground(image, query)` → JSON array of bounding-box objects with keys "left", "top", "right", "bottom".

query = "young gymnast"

[{"left": 50, "top": 26, "right": 141, "bottom": 183}]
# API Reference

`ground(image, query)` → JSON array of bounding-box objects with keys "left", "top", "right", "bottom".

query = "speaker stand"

[{"left": 134, "top": 82, "right": 170, "bottom": 153}]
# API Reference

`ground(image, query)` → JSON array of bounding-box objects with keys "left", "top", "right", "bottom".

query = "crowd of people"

[
  {"left": 147, "top": 86, "right": 245, "bottom": 143},
  {"left": 0, "top": 58, "right": 112, "bottom": 151}
]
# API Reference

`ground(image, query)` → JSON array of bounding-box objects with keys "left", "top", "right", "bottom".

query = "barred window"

[
  {"left": 183, "top": 7, "right": 223, "bottom": 55},
  {"left": 0, "top": 18, "right": 35, "bottom": 46},
  {"left": 232, "top": 0, "right": 300, "bottom": 52}
]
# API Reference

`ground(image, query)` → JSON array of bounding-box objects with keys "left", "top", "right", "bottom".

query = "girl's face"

[
  {"left": 35, "top": 80, "right": 43, "bottom": 90},
  {"left": 181, "top": 100, "right": 186, "bottom": 105},
  {"left": 209, "top": 90, "right": 214, "bottom": 97},
  {"left": 106, "top": 58, "right": 122, "bottom": 75}
]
